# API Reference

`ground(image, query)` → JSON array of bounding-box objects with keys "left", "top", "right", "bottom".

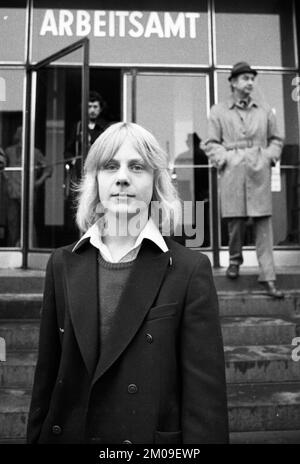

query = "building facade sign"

[{"left": 32, "top": 9, "right": 209, "bottom": 65}]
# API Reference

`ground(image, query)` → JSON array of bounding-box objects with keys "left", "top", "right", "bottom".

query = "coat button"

[
  {"left": 123, "top": 440, "right": 133, "bottom": 444},
  {"left": 128, "top": 384, "right": 138, "bottom": 394},
  {"left": 146, "top": 333, "right": 153, "bottom": 343},
  {"left": 52, "top": 425, "right": 62, "bottom": 435}
]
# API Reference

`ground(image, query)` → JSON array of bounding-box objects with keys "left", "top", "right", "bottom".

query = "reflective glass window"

[
  {"left": 215, "top": 0, "right": 296, "bottom": 67},
  {"left": 136, "top": 73, "right": 210, "bottom": 247}
]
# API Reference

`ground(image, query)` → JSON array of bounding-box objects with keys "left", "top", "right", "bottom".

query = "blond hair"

[{"left": 75, "top": 122, "right": 182, "bottom": 234}]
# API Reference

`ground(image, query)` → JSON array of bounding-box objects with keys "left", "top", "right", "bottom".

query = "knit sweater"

[{"left": 97, "top": 253, "right": 135, "bottom": 353}]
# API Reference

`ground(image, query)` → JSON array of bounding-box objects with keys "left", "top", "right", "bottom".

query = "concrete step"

[
  {"left": 225, "top": 345, "right": 300, "bottom": 383},
  {"left": 0, "top": 320, "right": 39, "bottom": 350},
  {"left": 218, "top": 291, "right": 300, "bottom": 318},
  {"left": 230, "top": 429, "right": 300, "bottom": 444},
  {"left": 0, "top": 294, "right": 42, "bottom": 319},
  {"left": 2, "top": 266, "right": 299, "bottom": 286},
  {"left": 2, "top": 344, "right": 299, "bottom": 391},
  {"left": 221, "top": 317, "right": 296, "bottom": 345},
  {"left": 5, "top": 433, "right": 297, "bottom": 445},
  {"left": 0, "top": 351, "right": 37, "bottom": 388},
  {"left": 228, "top": 382, "right": 300, "bottom": 432},
  {"left": 0, "top": 316, "right": 297, "bottom": 359},
  {"left": 0, "top": 291, "right": 299, "bottom": 320},
  {"left": 1, "top": 266, "right": 299, "bottom": 293},
  {"left": 214, "top": 267, "right": 300, "bottom": 292},
  {"left": 0, "top": 388, "right": 30, "bottom": 440},
  {"left": 1, "top": 383, "right": 300, "bottom": 440},
  {"left": 0, "top": 270, "right": 44, "bottom": 293},
  {"left": 0, "top": 438, "right": 26, "bottom": 444},
  {"left": 1, "top": 345, "right": 298, "bottom": 395}
]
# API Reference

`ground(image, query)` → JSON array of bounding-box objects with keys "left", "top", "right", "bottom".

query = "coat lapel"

[
  {"left": 63, "top": 243, "right": 99, "bottom": 378},
  {"left": 92, "top": 241, "right": 171, "bottom": 385}
]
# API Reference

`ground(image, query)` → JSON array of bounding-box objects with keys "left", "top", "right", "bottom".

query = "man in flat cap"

[{"left": 205, "top": 62, "right": 284, "bottom": 298}]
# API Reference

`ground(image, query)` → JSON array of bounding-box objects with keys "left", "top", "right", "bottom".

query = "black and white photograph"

[{"left": 0, "top": 0, "right": 300, "bottom": 452}]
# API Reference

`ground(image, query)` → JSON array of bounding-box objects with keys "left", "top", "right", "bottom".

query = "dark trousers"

[{"left": 228, "top": 216, "right": 276, "bottom": 282}]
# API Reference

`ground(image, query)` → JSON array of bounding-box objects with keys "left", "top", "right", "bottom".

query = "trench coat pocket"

[
  {"left": 260, "top": 147, "right": 274, "bottom": 166},
  {"left": 146, "top": 303, "right": 178, "bottom": 321},
  {"left": 154, "top": 430, "right": 182, "bottom": 444}
]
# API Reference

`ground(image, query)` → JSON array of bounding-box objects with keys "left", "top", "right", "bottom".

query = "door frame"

[{"left": 23, "top": 38, "right": 89, "bottom": 268}]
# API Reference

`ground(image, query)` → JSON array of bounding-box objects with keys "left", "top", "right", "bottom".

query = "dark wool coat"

[{"left": 27, "top": 238, "right": 229, "bottom": 444}]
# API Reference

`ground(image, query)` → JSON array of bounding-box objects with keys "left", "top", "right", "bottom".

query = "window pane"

[
  {"left": 137, "top": 74, "right": 209, "bottom": 161},
  {"left": 0, "top": 69, "right": 24, "bottom": 248},
  {"left": 216, "top": 71, "right": 300, "bottom": 247},
  {"left": 136, "top": 73, "right": 210, "bottom": 247},
  {"left": 215, "top": 0, "right": 296, "bottom": 67},
  {"left": 0, "top": 1, "right": 27, "bottom": 62}
]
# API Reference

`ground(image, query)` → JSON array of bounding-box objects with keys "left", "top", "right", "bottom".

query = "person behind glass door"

[
  {"left": 205, "top": 62, "right": 284, "bottom": 299},
  {"left": 64, "top": 91, "right": 110, "bottom": 238},
  {"left": 175, "top": 132, "right": 209, "bottom": 247},
  {"left": 87, "top": 91, "right": 109, "bottom": 147},
  {"left": 4, "top": 126, "right": 51, "bottom": 247},
  {"left": 65, "top": 90, "right": 109, "bottom": 167},
  {"left": 27, "top": 122, "right": 229, "bottom": 444}
]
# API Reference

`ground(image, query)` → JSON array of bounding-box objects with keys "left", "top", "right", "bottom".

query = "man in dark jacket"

[
  {"left": 66, "top": 91, "right": 109, "bottom": 158},
  {"left": 64, "top": 91, "right": 110, "bottom": 239}
]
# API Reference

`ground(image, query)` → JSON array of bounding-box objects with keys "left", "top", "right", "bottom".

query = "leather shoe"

[
  {"left": 262, "top": 281, "right": 284, "bottom": 299},
  {"left": 226, "top": 264, "right": 239, "bottom": 279}
]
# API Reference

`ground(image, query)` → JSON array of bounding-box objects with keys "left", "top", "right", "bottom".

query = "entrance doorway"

[{"left": 32, "top": 65, "right": 121, "bottom": 250}]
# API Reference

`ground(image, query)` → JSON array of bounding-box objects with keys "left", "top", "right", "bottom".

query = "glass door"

[{"left": 29, "top": 39, "right": 89, "bottom": 251}]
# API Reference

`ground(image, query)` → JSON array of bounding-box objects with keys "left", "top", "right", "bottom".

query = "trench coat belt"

[{"left": 224, "top": 140, "right": 262, "bottom": 150}]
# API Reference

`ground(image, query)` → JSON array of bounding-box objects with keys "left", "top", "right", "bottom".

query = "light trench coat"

[{"left": 205, "top": 97, "right": 284, "bottom": 218}]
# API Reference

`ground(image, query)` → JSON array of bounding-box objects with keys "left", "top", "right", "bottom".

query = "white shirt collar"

[{"left": 72, "top": 217, "right": 168, "bottom": 262}]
